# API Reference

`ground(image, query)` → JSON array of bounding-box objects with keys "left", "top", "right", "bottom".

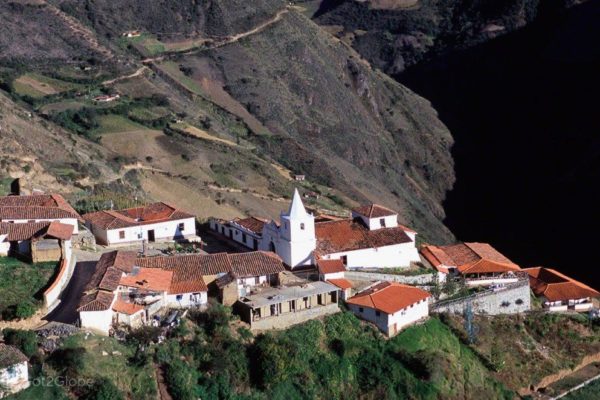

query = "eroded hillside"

[{"left": 0, "top": 0, "right": 455, "bottom": 241}]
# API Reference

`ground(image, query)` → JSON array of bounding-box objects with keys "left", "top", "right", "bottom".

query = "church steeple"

[{"left": 284, "top": 188, "right": 308, "bottom": 218}]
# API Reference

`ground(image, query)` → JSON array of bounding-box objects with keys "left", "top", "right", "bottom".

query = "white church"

[{"left": 210, "top": 189, "right": 421, "bottom": 270}]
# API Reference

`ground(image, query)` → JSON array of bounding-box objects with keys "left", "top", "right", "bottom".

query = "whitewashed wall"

[
  {"left": 80, "top": 307, "right": 114, "bottom": 335},
  {"left": 321, "top": 242, "right": 420, "bottom": 269},
  {"left": 348, "top": 298, "right": 429, "bottom": 336},
  {"left": 98, "top": 217, "right": 195, "bottom": 246},
  {"left": 0, "top": 361, "right": 29, "bottom": 395},
  {"left": 165, "top": 291, "right": 207, "bottom": 308}
]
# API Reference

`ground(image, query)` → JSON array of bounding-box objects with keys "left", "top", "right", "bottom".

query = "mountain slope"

[{"left": 0, "top": 0, "right": 455, "bottom": 241}]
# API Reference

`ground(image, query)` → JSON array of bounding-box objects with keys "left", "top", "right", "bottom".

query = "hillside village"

[{"left": 1, "top": 186, "right": 600, "bottom": 398}]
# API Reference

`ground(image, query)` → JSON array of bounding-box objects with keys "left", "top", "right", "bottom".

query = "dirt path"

[
  {"left": 41, "top": 1, "right": 113, "bottom": 59},
  {"left": 154, "top": 364, "right": 173, "bottom": 400},
  {"left": 102, "top": 66, "right": 149, "bottom": 85}
]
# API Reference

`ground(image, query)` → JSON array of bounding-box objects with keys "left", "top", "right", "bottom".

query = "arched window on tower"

[{"left": 300, "top": 223, "right": 305, "bottom": 230}]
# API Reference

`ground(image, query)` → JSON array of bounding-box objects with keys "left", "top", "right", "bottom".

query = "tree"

[
  {"left": 442, "top": 276, "right": 457, "bottom": 295},
  {"left": 2, "top": 328, "right": 37, "bottom": 357},
  {"left": 15, "top": 301, "right": 36, "bottom": 319},
  {"left": 83, "top": 378, "right": 124, "bottom": 400}
]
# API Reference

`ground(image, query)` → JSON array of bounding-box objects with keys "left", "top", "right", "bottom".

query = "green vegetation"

[
  {"left": 0, "top": 177, "right": 14, "bottom": 196},
  {"left": 563, "top": 378, "right": 600, "bottom": 400},
  {"left": 2, "top": 329, "right": 38, "bottom": 357},
  {"left": 0, "top": 257, "right": 57, "bottom": 320}
]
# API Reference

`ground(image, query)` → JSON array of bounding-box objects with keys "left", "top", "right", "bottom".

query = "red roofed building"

[
  {"left": 317, "top": 259, "right": 346, "bottom": 280},
  {"left": 524, "top": 267, "right": 600, "bottom": 312},
  {"left": 83, "top": 202, "right": 197, "bottom": 246},
  {"left": 327, "top": 278, "right": 353, "bottom": 300},
  {"left": 347, "top": 282, "right": 431, "bottom": 337},
  {"left": 213, "top": 190, "right": 420, "bottom": 270},
  {"left": 0, "top": 193, "right": 81, "bottom": 234},
  {"left": 421, "top": 242, "right": 521, "bottom": 286}
]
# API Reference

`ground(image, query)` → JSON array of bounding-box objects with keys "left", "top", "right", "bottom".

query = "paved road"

[{"left": 44, "top": 261, "right": 97, "bottom": 324}]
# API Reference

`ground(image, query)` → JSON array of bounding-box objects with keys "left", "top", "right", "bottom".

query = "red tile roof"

[
  {"left": 119, "top": 268, "right": 174, "bottom": 292},
  {"left": 0, "top": 221, "right": 73, "bottom": 241},
  {"left": 315, "top": 219, "right": 412, "bottom": 254},
  {"left": 77, "top": 290, "right": 115, "bottom": 312},
  {"left": 352, "top": 204, "right": 397, "bottom": 218},
  {"left": 228, "top": 251, "right": 286, "bottom": 278},
  {"left": 327, "top": 278, "right": 353, "bottom": 290},
  {"left": 420, "top": 242, "right": 515, "bottom": 271},
  {"left": 458, "top": 259, "right": 521, "bottom": 275},
  {"left": 231, "top": 217, "right": 267, "bottom": 235},
  {"left": 347, "top": 281, "right": 430, "bottom": 314},
  {"left": 112, "top": 298, "right": 145, "bottom": 315},
  {"left": 317, "top": 259, "right": 346, "bottom": 275},
  {"left": 524, "top": 267, "right": 600, "bottom": 302},
  {"left": 0, "top": 194, "right": 81, "bottom": 222},
  {"left": 83, "top": 202, "right": 194, "bottom": 230},
  {"left": 78, "top": 251, "right": 137, "bottom": 311}
]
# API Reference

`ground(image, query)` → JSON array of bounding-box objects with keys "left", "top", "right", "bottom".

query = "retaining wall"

[
  {"left": 250, "top": 303, "right": 340, "bottom": 330},
  {"left": 345, "top": 271, "right": 440, "bottom": 285},
  {"left": 44, "top": 253, "right": 77, "bottom": 312}
]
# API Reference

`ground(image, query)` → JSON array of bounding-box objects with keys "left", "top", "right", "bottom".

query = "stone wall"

[
  {"left": 345, "top": 270, "right": 437, "bottom": 285},
  {"left": 250, "top": 303, "right": 340, "bottom": 330},
  {"left": 432, "top": 280, "right": 531, "bottom": 315}
]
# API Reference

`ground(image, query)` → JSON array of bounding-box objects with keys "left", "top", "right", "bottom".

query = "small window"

[
  {"left": 380, "top": 218, "right": 386, "bottom": 227},
  {"left": 242, "top": 233, "right": 247, "bottom": 243},
  {"left": 178, "top": 222, "right": 185, "bottom": 231},
  {"left": 176, "top": 294, "right": 183, "bottom": 301},
  {"left": 119, "top": 231, "right": 125, "bottom": 239},
  {"left": 359, "top": 307, "right": 364, "bottom": 313},
  {"left": 255, "top": 276, "right": 260, "bottom": 285},
  {"left": 375, "top": 311, "right": 381, "bottom": 317},
  {"left": 300, "top": 223, "right": 305, "bottom": 230},
  {"left": 341, "top": 256, "right": 348, "bottom": 265}
]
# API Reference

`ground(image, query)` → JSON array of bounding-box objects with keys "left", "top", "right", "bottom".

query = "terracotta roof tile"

[
  {"left": 231, "top": 217, "right": 267, "bottom": 235},
  {"left": 83, "top": 202, "right": 194, "bottom": 230},
  {"left": 327, "top": 278, "right": 353, "bottom": 290},
  {"left": 317, "top": 259, "right": 346, "bottom": 274},
  {"left": 0, "top": 221, "right": 73, "bottom": 242},
  {"left": 458, "top": 259, "right": 521, "bottom": 275},
  {"left": 0, "top": 344, "right": 28, "bottom": 368},
  {"left": 0, "top": 206, "right": 79, "bottom": 221},
  {"left": 315, "top": 219, "right": 411, "bottom": 254},
  {"left": 524, "top": 267, "right": 600, "bottom": 302},
  {"left": 77, "top": 290, "right": 115, "bottom": 312},
  {"left": 352, "top": 204, "right": 397, "bottom": 218},
  {"left": 421, "top": 242, "right": 514, "bottom": 271},
  {"left": 0, "top": 194, "right": 80, "bottom": 216},
  {"left": 119, "top": 267, "right": 174, "bottom": 292},
  {"left": 347, "top": 281, "right": 430, "bottom": 314},
  {"left": 228, "top": 251, "right": 285, "bottom": 278},
  {"left": 112, "top": 298, "right": 145, "bottom": 315}
]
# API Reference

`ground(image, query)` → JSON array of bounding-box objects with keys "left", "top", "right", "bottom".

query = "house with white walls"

[
  {"left": 0, "top": 194, "right": 81, "bottom": 234},
  {"left": 420, "top": 242, "right": 522, "bottom": 286},
  {"left": 524, "top": 267, "right": 600, "bottom": 312},
  {"left": 210, "top": 189, "right": 421, "bottom": 270},
  {"left": 83, "top": 202, "right": 197, "bottom": 246},
  {"left": 0, "top": 221, "right": 73, "bottom": 262},
  {"left": 317, "top": 259, "right": 346, "bottom": 280},
  {"left": 209, "top": 216, "right": 267, "bottom": 250},
  {"left": 346, "top": 281, "right": 431, "bottom": 337},
  {"left": 0, "top": 344, "right": 29, "bottom": 398}
]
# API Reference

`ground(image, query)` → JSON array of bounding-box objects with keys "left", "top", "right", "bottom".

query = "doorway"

[{"left": 148, "top": 230, "right": 156, "bottom": 242}]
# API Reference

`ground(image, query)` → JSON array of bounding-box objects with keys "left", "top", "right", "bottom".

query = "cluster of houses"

[{"left": 1, "top": 188, "right": 599, "bottom": 395}]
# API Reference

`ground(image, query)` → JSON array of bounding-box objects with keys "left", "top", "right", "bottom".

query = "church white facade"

[
  {"left": 210, "top": 189, "right": 421, "bottom": 270},
  {"left": 260, "top": 189, "right": 316, "bottom": 267}
]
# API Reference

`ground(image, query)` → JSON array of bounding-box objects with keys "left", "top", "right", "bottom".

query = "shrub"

[
  {"left": 14, "top": 301, "right": 36, "bottom": 319},
  {"left": 165, "top": 359, "right": 197, "bottom": 400},
  {"left": 2, "top": 328, "right": 38, "bottom": 357},
  {"left": 48, "top": 347, "right": 86, "bottom": 377},
  {"left": 83, "top": 378, "right": 124, "bottom": 400}
]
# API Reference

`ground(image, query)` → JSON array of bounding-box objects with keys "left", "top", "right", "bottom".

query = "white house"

[
  {"left": 0, "top": 344, "right": 29, "bottom": 398},
  {"left": 525, "top": 267, "right": 600, "bottom": 312},
  {"left": 83, "top": 202, "right": 197, "bottom": 246},
  {"left": 252, "top": 190, "right": 420, "bottom": 269},
  {"left": 209, "top": 216, "right": 266, "bottom": 250},
  {"left": 0, "top": 221, "right": 73, "bottom": 263},
  {"left": 0, "top": 194, "right": 81, "bottom": 234},
  {"left": 420, "top": 242, "right": 522, "bottom": 286},
  {"left": 346, "top": 281, "right": 431, "bottom": 337},
  {"left": 317, "top": 259, "right": 346, "bottom": 281},
  {"left": 261, "top": 189, "right": 317, "bottom": 268}
]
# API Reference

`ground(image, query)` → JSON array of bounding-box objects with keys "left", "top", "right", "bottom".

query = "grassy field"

[
  {"left": 564, "top": 378, "right": 600, "bottom": 400},
  {"left": 156, "top": 61, "right": 204, "bottom": 95},
  {"left": 0, "top": 257, "right": 57, "bottom": 318},
  {"left": 92, "top": 114, "right": 148, "bottom": 135},
  {"left": 40, "top": 100, "right": 86, "bottom": 115},
  {"left": 59, "top": 334, "right": 158, "bottom": 399},
  {"left": 12, "top": 73, "right": 83, "bottom": 99}
]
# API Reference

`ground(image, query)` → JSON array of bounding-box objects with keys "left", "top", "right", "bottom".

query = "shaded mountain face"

[
  {"left": 0, "top": 0, "right": 455, "bottom": 241},
  {"left": 310, "top": 0, "right": 581, "bottom": 74},
  {"left": 398, "top": 0, "right": 600, "bottom": 284}
]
